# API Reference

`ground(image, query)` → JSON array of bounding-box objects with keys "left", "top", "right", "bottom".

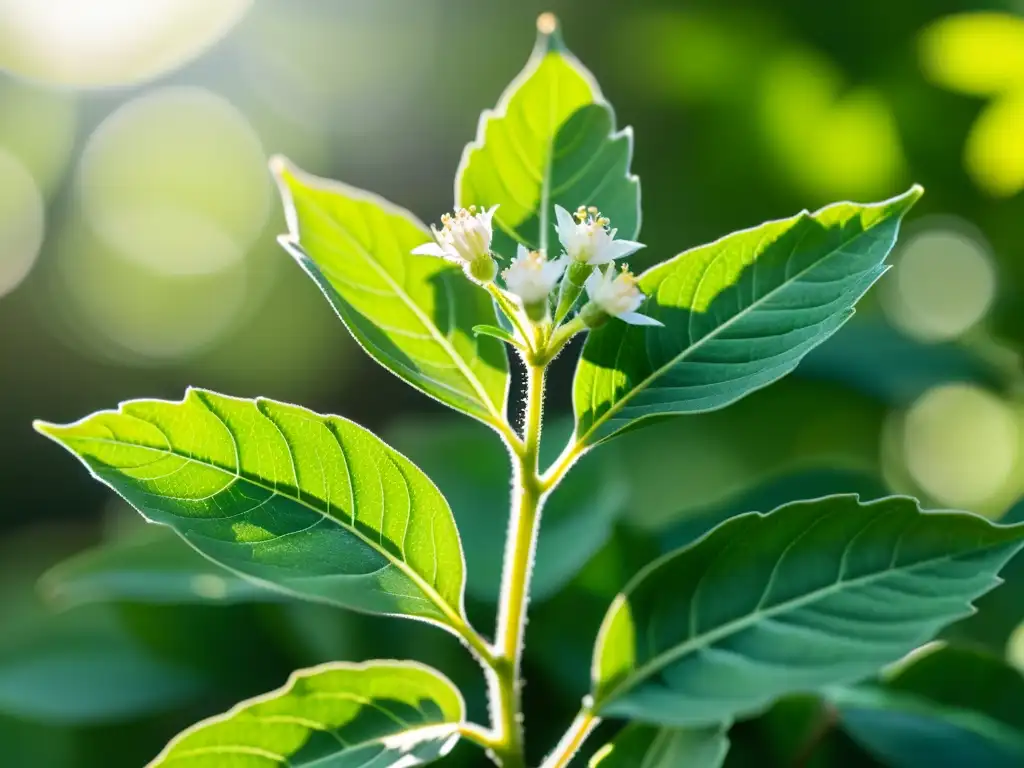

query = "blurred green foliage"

[{"left": 3, "top": 0, "right": 1024, "bottom": 765}]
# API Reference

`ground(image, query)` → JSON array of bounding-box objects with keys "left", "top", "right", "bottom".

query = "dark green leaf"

[
  {"left": 0, "top": 606, "right": 208, "bottom": 724},
  {"left": 831, "top": 643, "right": 1024, "bottom": 768},
  {"left": 456, "top": 17, "right": 640, "bottom": 259},
  {"left": 591, "top": 723, "right": 729, "bottom": 767},
  {"left": 35, "top": 389, "right": 469, "bottom": 632},
  {"left": 573, "top": 187, "right": 923, "bottom": 447},
  {"left": 40, "top": 531, "right": 285, "bottom": 607},
  {"left": 799, "top": 319, "right": 1012, "bottom": 406},
  {"left": 150, "top": 661, "right": 465, "bottom": 767},
  {"left": 273, "top": 158, "right": 509, "bottom": 428},
  {"left": 591, "top": 495, "right": 1024, "bottom": 726}
]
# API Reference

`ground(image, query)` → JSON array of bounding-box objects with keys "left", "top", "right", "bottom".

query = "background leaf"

[
  {"left": 273, "top": 159, "right": 509, "bottom": 428},
  {"left": 573, "top": 187, "right": 922, "bottom": 447},
  {"left": 0, "top": 604, "right": 209, "bottom": 725},
  {"left": 40, "top": 531, "right": 285, "bottom": 608},
  {"left": 455, "top": 17, "right": 640, "bottom": 259},
  {"left": 386, "top": 417, "right": 626, "bottom": 603},
  {"left": 831, "top": 643, "right": 1024, "bottom": 768},
  {"left": 150, "top": 660, "right": 465, "bottom": 768},
  {"left": 591, "top": 495, "right": 1024, "bottom": 727},
  {"left": 35, "top": 390, "right": 469, "bottom": 631},
  {"left": 591, "top": 722, "right": 729, "bottom": 768}
]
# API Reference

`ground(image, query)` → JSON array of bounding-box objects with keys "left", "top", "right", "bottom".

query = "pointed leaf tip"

[
  {"left": 267, "top": 154, "right": 290, "bottom": 178},
  {"left": 535, "top": 12, "right": 565, "bottom": 52}
]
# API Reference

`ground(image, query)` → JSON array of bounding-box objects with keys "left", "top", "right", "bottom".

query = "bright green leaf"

[
  {"left": 149, "top": 660, "right": 465, "bottom": 768},
  {"left": 831, "top": 643, "right": 1024, "bottom": 767},
  {"left": 590, "top": 723, "right": 729, "bottom": 768},
  {"left": 591, "top": 495, "right": 1024, "bottom": 727},
  {"left": 456, "top": 17, "right": 640, "bottom": 260},
  {"left": 387, "top": 417, "right": 626, "bottom": 602},
  {"left": 472, "top": 324, "right": 521, "bottom": 347},
  {"left": 35, "top": 389, "right": 469, "bottom": 632},
  {"left": 40, "top": 531, "right": 285, "bottom": 608},
  {"left": 272, "top": 158, "right": 509, "bottom": 429},
  {"left": 573, "top": 186, "right": 923, "bottom": 447}
]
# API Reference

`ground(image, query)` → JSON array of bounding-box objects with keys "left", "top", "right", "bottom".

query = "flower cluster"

[
  {"left": 413, "top": 203, "right": 660, "bottom": 328},
  {"left": 412, "top": 205, "right": 499, "bottom": 283}
]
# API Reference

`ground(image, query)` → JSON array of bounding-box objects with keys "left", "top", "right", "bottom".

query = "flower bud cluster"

[{"left": 413, "top": 203, "right": 660, "bottom": 327}]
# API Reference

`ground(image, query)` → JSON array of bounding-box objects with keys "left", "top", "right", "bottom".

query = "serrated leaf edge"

[
  {"left": 33, "top": 387, "right": 472, "bottom": 637},
  {"left": 590, "top": 492, "right": 1023, "bottom": 719}
]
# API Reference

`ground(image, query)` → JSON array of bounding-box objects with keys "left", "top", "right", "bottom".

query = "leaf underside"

[
  {"left": 149, "top": 661, "right": 464, "bottom": 768},
  {"left": 35, "top": 389, "right": 467, "bottom": 630},
  {"left": 573, "top": 186, "right": 923, "bottom": 446},
  {"left": 832, "top": 643, "right": 1024, "bottom": 768},
  {"left": 592, "top": 494, "right": 1024, "bottom": 727}
]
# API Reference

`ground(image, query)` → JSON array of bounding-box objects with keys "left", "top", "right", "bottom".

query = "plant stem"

[
  {"left": 539, "top": 710, "right": 601, "bottom": 768},
  {"left": 492, "top": 362, "right": 546, "bottom": 767}
]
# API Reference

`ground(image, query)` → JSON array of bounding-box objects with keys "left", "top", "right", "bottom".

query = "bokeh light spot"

[
  {"left": 919, "top": 13, "right": 1024, "bottom": 97},
  {"left": 882, "top": 222, "right": 996, "bottom": 342},
  {"left": 760, "top": 49, "right": 906, "bottom": 199},
  {"left": 0, "top": 150, "right": 45, "bottom": 298},
  {"left": 79, "top": 87, "right": 270, "bottom": 276},
  {"left": 964, "top": 91, "right": 1024, "bottom": 198},
  {"left": 189, "top": 575, "right": 228, "bottom": 601},
  {"left": 0, "top": 0, "right": 252, "bottom": 87},
  {"left": 53, "top": 217, "right": 248, "bottom": 363},
  {"left": 902, "top": 385, "right": 1018, "bottom": 509},
  {"left": 0, "top": 78, "right": 76, "bottom": 195},
  {"left": 1008, "top": 622, "right": 1024, "bottom": 671}
]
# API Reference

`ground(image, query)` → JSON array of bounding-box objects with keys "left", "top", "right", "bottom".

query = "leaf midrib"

[
  {"left": 292, "top": 199, "right": 504, "bottom": 427},
  {"left": 66, "top": 430, "right": 466, "bottom": 633},
  {"left": 594, "top": 536, "right": 1015, "bottom": 713},
  {"left": 578, "top": 212, "right": 888, "bottom": 446}
]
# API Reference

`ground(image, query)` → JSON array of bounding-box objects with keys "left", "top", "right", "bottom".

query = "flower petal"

[
  {"left": 554, "top": 205, "right": 577, "bottom": 248},
  {"left": 515, "top": 243, "right": 531, "bottom": 262},
  {"left": 619, "top": 311, "right": 664, "bottom": 327},
  {"left": 608, "top": 240, "right": 646, "bottom": 260},
  {"left": 412, "top": 242, "right": 446, "bottom": 257},
  {"left": 584, "top": 267, "right": 604, "bottom": 297}
]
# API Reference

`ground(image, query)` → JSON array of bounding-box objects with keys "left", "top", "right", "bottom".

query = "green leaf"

[
  {"left": 590, "top": 495, "right": 1024, "bottom": 727},
  {"left": 590, "top": 723, "right": 729, "bottom": 768},
  {"left": 831, "top": 643, "right": 1024, "bottom": 768},
  {"left": 40, "top": 531, "right": 286, "bottom": 607},
  {"left": 799, "top": 319, "right": 1012, "bottom": 406},
  {"left": 455, "top": 15, "right": 640, "bottom": 259},
  {"left": 387, "top": 417, "right": 626, "bottom": 602},
  {"left": 473, "top": 324, "right": 521, "bottom": 346},
  {"left": 272, "top": 158, "right": 509, "bottom": 429},
  {"left": 612, "top": 378, "right": 886, "bottom": 532},
  {"left": 0, "top": 605, "right": 208, "bottom": 724},
  {"left": 150, "top": 660, "right": 465, "bottom": 768},
  {"left": 35, "top": 389, "right": 469, "bottom": 632},
  {"left": 573, "top": 186, "right": 923, "bottom": 447}
]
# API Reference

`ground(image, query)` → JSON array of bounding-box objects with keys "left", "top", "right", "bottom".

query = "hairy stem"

[
  {"left": 539, "top": 710, "right": 601, "bottom": 768},
  {"left": 491, "top": 362, "right": 546, "bottom": 767}
]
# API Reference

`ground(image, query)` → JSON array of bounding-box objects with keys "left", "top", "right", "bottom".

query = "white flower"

[
  {"left": 554, "top": 204, "right": 644, "bottom": 266},
  {"left": 503, "top": 245, "right": 567, "bottom": 305},
  {"left": 413, "top": 205, "right": 499, "bottom": 281},
  {"left": 584, "top": 265, "right": 662, "bottom": 326}
]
